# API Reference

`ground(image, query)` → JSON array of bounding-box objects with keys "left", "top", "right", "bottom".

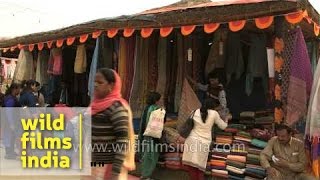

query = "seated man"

[{"left": 260, "top": 124, "right": 315, "bottom": 180}]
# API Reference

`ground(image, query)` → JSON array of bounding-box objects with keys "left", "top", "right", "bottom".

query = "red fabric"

[{"left": 89, "top": 70, "right": 128, "bottom": 115}]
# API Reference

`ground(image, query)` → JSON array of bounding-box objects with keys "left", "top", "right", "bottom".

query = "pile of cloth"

[
  {"left": 240, "top": 111, "right": 274, "bottom": 125},
  {"left": 255, "top": 110, "right": 274, "bottom": 125},
  {"left": 209, "top": 123, "right": 268, "bottom": 179}
]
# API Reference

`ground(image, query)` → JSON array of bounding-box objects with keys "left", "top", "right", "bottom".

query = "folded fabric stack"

[
  {"left": 246, "top": 154, "right": 261, "bottom": 166},
  {"left": 245, "top": 164, "right": 266, "bottom": 179},
  {"left": 210, "top": 146, "right": 230, "bottom": 179},
  {"left": 250, "top": 128, "right": 272, "bottom": 142},
  {"left": 255, "top": 116, "right": 274, "bottom": 125},
  {"left": 251, "top": 138, "right": 267, "bottom": 149},
  {"left": 239, "top": 111, "right": 255, "bottom": 124},
  {"left": 164, "top": 152, "right": 183, "bottom": 170},
  {"left": 216, "top": 131, "right": 233, "bottom": 144}
]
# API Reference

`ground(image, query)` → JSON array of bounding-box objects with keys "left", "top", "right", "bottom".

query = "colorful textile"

[
  {"left": 74, "top": 44, "right": 87, "bottom": 73},
  {"left": 177, "top": 79, "right": 201, "bottom": 130},
  {"left": 88, "top": 38, "right": 100, "bottom": 100},
  {"left": 305, "top": 58, "right": 320, "bottom": 177},
  {"left": 212, "top": 169, "right": 228, "bottom": 175},
  {"left": 227, "top": 160, "right": 246, "bottom": 169},
  {"left": 286, "top": 28, "right": 313, "bottom": 125},
  {"left": 234, "top": 136, "right": 252, "bottom": 143},
  {"left": 251, "top": 139, "right": 267, "bottom": 149},
  {"left": 48, "top": 48, "right": 63, "bottom": 75},
  {"left": 247, "top": 148, "right": 262, "bottom": 155},
  {"left": 210, "top": 165, "right": 227, "bottom": 170},
  {"left": 212, "top": 172, "right": 228, "bottom": 179},
  {"left": 227, "top": 155, "right": 246, "bottom": 163}
]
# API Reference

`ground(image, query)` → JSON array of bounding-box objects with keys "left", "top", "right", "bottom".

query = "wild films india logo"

[{"left": 0, "top": 107, "right": 91, "bottom": 176}]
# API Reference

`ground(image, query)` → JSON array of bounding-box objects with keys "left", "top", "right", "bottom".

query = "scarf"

[{"left": 89, "top": 70, "right": 128, "bottom": 115}]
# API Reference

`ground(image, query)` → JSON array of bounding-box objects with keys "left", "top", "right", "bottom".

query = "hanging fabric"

[
  {"left": 285, "top": 28, "right": 313, "bottom": 126},
  {"left": 246, "top": 34, "right": 269, "bottom": 96},
  {"left": 13, "top": 49, "right": 34, "bottom": 82},
  {"left": 48, "top": 48, "right": 63, "bottom": 75},
  {"left": 156, "top": 38, "right": 168, "bottom": 100},
  {"left": 305, "top": 59, "right": 320, "bottom": 178},
  {"left": 147, "top": 33, "right": 159, "bottom": 91},
  {"left": 74, "top": 44, "right": 87, "bottom": 73},
  {"left": 118, "top": 37, "right": 127, "bottom": 96},
  {"left": 99, "top": 35, "right": 114, "bottom": 69},
  {"left": 225, "top": 33, "right": 244, "bottom": 84},
  {"left": 174, "top": 34, "right": 186, "bottom": 112},
  {"left": 88, "top": 38, "right": 100, "bottom": 100},
  {"left": 36, "top": 50, "right": 50, "bottom": 85}
]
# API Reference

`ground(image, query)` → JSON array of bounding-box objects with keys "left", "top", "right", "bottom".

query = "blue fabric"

[{"left": 88, "top": 38, "right": 99, "bottom": 101}]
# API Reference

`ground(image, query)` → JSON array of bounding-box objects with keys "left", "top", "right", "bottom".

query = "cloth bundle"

[
  {"left": 251, "top": 138, "right": 267, "bottom": 149},
  {"left": 246, "top": 154, "right": 261, "bottom": 166},
  {"left": 164, "top": 153, "right": 183, "bottom": 170}
]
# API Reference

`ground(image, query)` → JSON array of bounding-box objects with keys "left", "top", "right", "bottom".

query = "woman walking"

[
  {"left": 182, "top": 98, "right": 230, "bottom": 180},
  {"left": 87, "top": 68, "right": 135, "bottom": 180}
]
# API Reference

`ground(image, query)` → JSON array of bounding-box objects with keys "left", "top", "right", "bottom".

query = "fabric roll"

[
  {"left": 36, "top": 50, "right": 49, "bottom": 85},
  {"left": 251, "top": 139, "right": 267, "bottom": 149},
  {"left": 247, "top": 148, "right": 262, "bottom": 155},
  {"left": 74, "top": 44, "right": 87, "bottom": 73},
  {"left": 212, "top": 169, "right": 228, "bottom": 175},
  {"left": 212, "top": 172, "right": 228, "bottom": 179},
  {"left": 210, "top": 160, "right": 226, "bottom": 167},
  {"left": 227, "top": 155, "right": 246, "bottom": 163},
  {"left": 240, "top": 111, "right": 255, "bottom": 118},
  {"left": 210, "top": 165, "right": 227, "bottom": 170},
  {"left": 229, "top": 175, "right": 245, "bottom": 180},
  {"left": 226, "top": 165, "right": 245, "bottom": 174},
  {"left": 244, "top": 176, "right": 260, "bottom": 180},
  {"left": 226, "top": 159, "right": 246, "bottom": 169}
]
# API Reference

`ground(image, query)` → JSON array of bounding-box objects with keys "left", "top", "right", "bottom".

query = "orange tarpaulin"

[
  {"left": 56, "top": 39, "right": 64, "bottom": 48},
  {"left": 38, "top": 42, "right": 44, "bottom": 51},
  {"left": 181, "top": 25, "right": 196, "bottom": 36},
  {"left": 92, "top": 31, "right": 102, "bottom": 39},
  {"left": 67, "top": 37, "right": 76, "bottom": 46},
  {"left": 47, "top": 41, "right": 53, "bottom": 49},
  {"left": 229, "top": 20, "right": 246, "bottom": 32},
  {"left": 107, "top": 29, "right": 118, "bottom": 38},
  {"left": 204, "top": 23, "right": 220, "bottom": 34},
  {"left": 285, "top": 10, "right": 303, "bottom": 24},
  {"left": 255, "top": 16, "right": 274, "bottom": 29},
  {"left": 314, "top": 24, "right": 320, "bottom": 36},
  {"left": 160, "top": 27, "right": 173, "bottom": 37},
  {"left": 123, "top": 28, "right": 135, "bottom": 37},
  {"left": 79, "top": 34, "right": 89, "bottom": 43},
  {"left": 141, "top": 28, "right": 154, "bottom": 38},
  {"left": 29, "top": 44, "right": 35, "bottom": 52}
]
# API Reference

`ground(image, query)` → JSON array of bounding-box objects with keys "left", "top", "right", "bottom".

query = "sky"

[{"left": 0, "top": 0, "right": 319, "bottom": 38}]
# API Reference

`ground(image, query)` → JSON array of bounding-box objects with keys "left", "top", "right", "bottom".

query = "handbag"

[
  {"left": 178, "top": 110, "right": 196, "bottom": 138},
  {"left": 143, "top": 108, "right": 166, "bottom": 138}
]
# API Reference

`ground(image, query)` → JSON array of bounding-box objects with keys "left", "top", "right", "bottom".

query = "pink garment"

[
  {"left": 286, "top": 28, "right": 313, "bottom": 125},
  {"left": 89, "top": 70, "right": 128, "bottom": 115},
  {"left": 48, "top": 48, "right": 63, "bottom": 75}
]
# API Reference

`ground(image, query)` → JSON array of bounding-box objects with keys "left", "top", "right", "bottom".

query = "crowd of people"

[{"left": 0, "top": 68, "right": 316, "bottom": 180}]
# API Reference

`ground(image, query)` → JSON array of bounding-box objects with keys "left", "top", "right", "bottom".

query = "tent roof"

[{"left": 0, "top": 0, "right": 318, "bottom": 48}]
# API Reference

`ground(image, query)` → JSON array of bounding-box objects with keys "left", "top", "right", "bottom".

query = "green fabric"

[
  {"left": 227, "top": 160, "right": 246, "bottom": 169},
  {"left": 251, "top": 139, "right": 267, "bottom": 149},
  {"left": 228, "top": 124, "right": 246, "bottom": 130},
  {"left": 141, "top": 105, "right": 160, "bottom": 177},
  {"left": 237, "top": 131, "right": 251, "bottom": 138}
]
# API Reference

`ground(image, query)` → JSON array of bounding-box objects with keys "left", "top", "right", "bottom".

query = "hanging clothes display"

[
  {"left": 305, "top": 59, "right": 320, "bottom": 178},
  {"left": 225, "top": 33, "right": 244, "bottom": 85},
  {"left": 130, "top": 36, "right": 149, "bottom": 118},
  {"left": 205, "top": 30, "right": 226, "bottom": 77},
  {"left": 48, "top": 48, "right": 63, "bottom": 75},
  {"left": 156, "top": 38, "right": 168, "bottom": 100},
  {"left": 285, "top": 28, "right": 313, "bottom": 126},
  {"left": 88, "top": 38, "right": 100, "bottom": 100},
  {"left": 74, "top": 44, "right": 87, "bottom": 73},
  {"left": 147, "top": 33, "right": 159, "bottom": 91},
  {"left": 62, "top": 48, "right": 76, "bottom": 106},
  {"left": 246, "top": 34, "right": 269, "bottom": 96},
  {"left": 36, "top": 50, "right": 49, "bottom": 85},
  {"left": 13, "top": 49, "right": 34, "bottom": 82}
]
